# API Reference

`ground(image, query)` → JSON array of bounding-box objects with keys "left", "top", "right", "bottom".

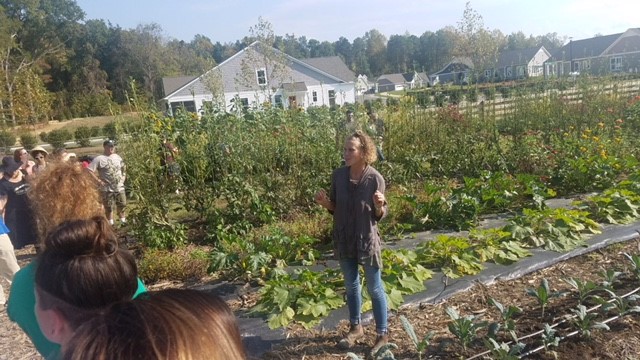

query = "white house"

[{"left": 161, "top": 41, "right": 356, "bottom": 114}]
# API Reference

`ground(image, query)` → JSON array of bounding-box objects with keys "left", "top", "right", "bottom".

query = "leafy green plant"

[
  {"left": 488, "top": 298, "right": 521, "bottom": 341},
  {"left": 445, "top": 307, "right": 488, "bottom": 351},
  {"left": 576, "top": 189, "right": 640, "bottom": 224},
  {"left": 541, "top": 323, "right": 561, "bottom": 350},
  {"left": 592, "top": 289, "right": 640, "bottom": 316},
  {"left": 470, "top": 228, "right": 531, "bottom": 265},
  {"left": 252, "top": 268, "right": 345, "bottom": 329},
  {"left": 526, "top": 278, "right": 565, "bottom": 317},
  {"left": 381, "top": 249, "right": 434, "bottom": 309},
  {"left": 483, "top": 338, "right": 525, "bottom": 360},
  {"left": 599, "top": 268, "right": 623, "bottom": 290},
  {"left": 563, "top": 277, "right": 603, "bottom": 304},
  {"left": 507, "top": 208, "right": 600, "bottom": 252},
  {"left": 347, "top": 343, "right": 398, "bottom": 360},
  {"left": 19, "top": 131, "right": 37, "bottom": 149},
  {"left": 400, "top": 315, "right": 434, "bottom": 360},
  {"left": 566, "top": 304, "right": 610, "bottom": 338},
  {"left": 416, "top": 235, "right": 483, "bottom": 278},
  {"left": 74, "top": 125, "right": 93, "bottom": 147},
  {"left": 623, "top": 252, "right": 640, "bottom": 280}
]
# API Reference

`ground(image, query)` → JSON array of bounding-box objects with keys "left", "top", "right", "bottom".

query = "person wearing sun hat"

[
  {"left": 0, "top": 157, "right": 37, "bottom": 249},
  {"left": 30, "top": 146, "right": 49, "bottom": 177}
]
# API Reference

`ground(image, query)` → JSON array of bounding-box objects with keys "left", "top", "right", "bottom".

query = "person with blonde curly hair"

[
  {"left": 63, "top": 289, "right": 246, "bottom": 360},
  {"left": 7, "top": 161, "right": 146, "bottom": 358},
  {"left": 314, "top": 130, "right": 389, "bottom": 357}
]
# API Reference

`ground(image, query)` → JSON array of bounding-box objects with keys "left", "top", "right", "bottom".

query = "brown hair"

[
  {"left": 28, "top": 161, "right": 102, "bottom": 245},
  {"left": 13, "top": 148, "right": 27, "bottom": 161},
  {"left": 63, "top": 289, "right": 246, "bottom": 360},
  {"left": 347, "top": 130, "right": 377, "bottom": 165},
  {"left": 35, "top": 216, "right": 138, "bottom": 329}
]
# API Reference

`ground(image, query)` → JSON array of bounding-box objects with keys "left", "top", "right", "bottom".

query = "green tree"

[{"left": 364, "top": 29, "right": 388, "bottom": 76}]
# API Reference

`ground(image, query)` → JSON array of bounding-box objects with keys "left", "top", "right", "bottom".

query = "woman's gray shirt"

[{"left": 329, "top": 165, "right": 387, "bottom": 269}]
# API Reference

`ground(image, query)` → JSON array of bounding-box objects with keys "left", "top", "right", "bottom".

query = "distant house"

[
  {"left": 355, "top": 74, "right": 374, "bottom": 96},
  {"left": 161, "top": 41, "right": 356, "bottom": 114},
  {"left": 484, "top": 46, "right": 551, "bottom": 82},
  {"left": 545, "top": 28, "right": 640, "bottom": 78},
  {"left": 375, "top": 71, "right": 429, "bottom": 93},
  {"left": 429, "top": 57, "right": 473, "bottom": 85}
]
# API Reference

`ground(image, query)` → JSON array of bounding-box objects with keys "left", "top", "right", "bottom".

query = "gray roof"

[
  {"left": 549, "top": 33, "right": 621, "bottom": 61},
  {"left": 604, "top": 28, "right": 640, "bottom": 55},
  {"left": 282, "top": 82, "right": 308, "bottom": 92},
  {"left": 162, "top": 76, "right": 198, "bottom": 97},
  {"left": 300, "top": 56, "right": 356, "bottom": 82},
  {"left": 377, "top": 73, "right": 407, "bottom": 85},
  {"left": 496, "top": 47, "right": 543, "bottom": 68}
]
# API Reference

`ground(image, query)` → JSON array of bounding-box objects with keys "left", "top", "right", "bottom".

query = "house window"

[
  {"left": 484, "top": 69, "right": 493, "bottom": 78},
  {"left": 312, "top": 91, "right": 318, "bottom": 102},
  {"left": 610, "top": 57, "right": 622, "bottom": 71},
  {"left": 256, "top": 69, "right": 267, "bottom": 85},
  {"left": 582, "top": 60, "right": 591, "bottom": 70},
  {"left": 506, "top": 66, "right": 513, "bottom": 77},
  {"left": 170, "top": 101, "right": 196, "bottom": 115},
  {"left": 274, "top": 95, "right": 283, "bottom": 108},
  {"left": 517, "top": 66, "right": 525, "bottom": 77},
  {"left": 547, "top": 63, "right": 556, "bottom": 76},
  {"left": 328, "top": 90, "right": 336, "bottom": 107},
  {"left": 572, "top": 61, "right": 580, "bottom": 72},
  {"left": 240, "top": 98, "right": 249, "bottom": 109}
]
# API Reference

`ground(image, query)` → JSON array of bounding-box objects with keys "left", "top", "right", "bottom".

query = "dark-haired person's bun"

[{"left": 43, "top": 216, "right": 118, "bottom": 258}]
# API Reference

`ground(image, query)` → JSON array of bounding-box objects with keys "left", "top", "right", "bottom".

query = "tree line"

[{"left": 0, "top": 0, "right": 566, "bottom": 126}]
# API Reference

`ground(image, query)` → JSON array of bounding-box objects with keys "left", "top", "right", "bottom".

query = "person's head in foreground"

[
  {"left": 28, "top": 161, "right": 102, "bottom": 245},
  {"left": 34, "top": 216, "right": 138, "bottom": 352},
  {"left": 62, "top": 288, "right": 247, "bottom": 360}
]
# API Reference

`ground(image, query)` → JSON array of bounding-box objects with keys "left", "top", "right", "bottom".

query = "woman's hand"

[
  {"left": 373, "top": 190, "right": 385, "bottom": 208},
  {"left": 315, "top": 189, "right": 332, "bottom": 210}
]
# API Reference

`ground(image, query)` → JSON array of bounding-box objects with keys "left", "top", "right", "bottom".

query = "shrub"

[
  {"left": 0, "top": 130, "right": 16, "bottom": 150},
  {"left": 138, "top": 247, "right": 209, "bottom": 283},
  {"left": 19, "top": 132, "right": 38, "bottom": 150},
  {"left": 39, "top": 131, "right": 48, "bottom": 143},
  {"left": 74, "top": 126, "right": 92, "bottom": 147},
  {"left": 46, "top": 129, "right": 72, "bottom": 149},
  {"left": 103, "top": 122, "right": 117, "bottom": 141},
  {"left": 90, "top": 125, "right": 101, "bottom": 137}
]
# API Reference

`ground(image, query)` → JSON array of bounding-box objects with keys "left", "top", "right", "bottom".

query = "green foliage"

[
  {"left": 74, "top": 126, "right": 93, "bottom": 147},
  {"left": 507, "top": 208, "right": 600, "bottom": 251},
  {"left": 598, "top": 268, "right": 623, "bottom": 290},
  {"left": 470, "top": 228, "right": 531, "bottom": 265},
  {"left": 541, "top": 323, "right": 560, "bottom": 350},
  {"left": 526, "top": 278, "right": 565, "bottom": 317},
  {"left": 593, "top": 289, "right": 640, "bottom": 316},
  {"left": 400, "top": 315, "right": 434, "bottom": 360},
  {"left": 416, "top": 235, "right": 484, "bottom": 278},
  {"left": 488, "top": 298, "right": 521, "bottom": 342},
  {"left": 138, "top": 247, "right": 209, "bottom": 283},
  {"left": 445, "top": 306, "right": 488, "bottom": 351},
  {"left": 252, "top": 268, "right": 345, "bottom": 329},
  {"left": 566, "top": 304, "right": 610, "bottom": 338},
  {"left": 45, "top": 129, "right": 72, "bottom": 149},
  {"left": 483, "top": 338, "right": 525, "bottom": 360},
  {"left": 576, "top": 189, "right": 640, "bottom": 224},
  {"left": 18, "top": 131, "right": 37, "bottom": 149},
  {"left": 563, "top": 277, "right": 602, "bottom": 304},
  {"left": 131, "top": 217, "right": 187, "bottom": 250},
  {"left": 103, "top": 122, "right": 117, "bottom": 141},
  {"left": 0, "top": 131, "right": 16, "bottom": 150},
  {"left": 623, "top": 252, "right": 640, "bottom": 280},
  {"left": 39, "top": 132, "right": 48, "bottom": 143},
  {"left": 381, "top": 249, "right": 434, "bottom": 309}
]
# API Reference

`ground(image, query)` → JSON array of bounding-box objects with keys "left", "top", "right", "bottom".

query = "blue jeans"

[{"left": 339, "top": 258, "right": 388, "bottom": 334}]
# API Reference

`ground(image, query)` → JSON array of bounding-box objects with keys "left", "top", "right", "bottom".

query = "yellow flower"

[
  {"left": 581, "top": 134, "right": 588, "bottom": 139},
  {"left": 592, "top": 136, "right": 599, "bottom": 142},
  {"left": 584, "top": 129, "right": 592, "bottom": 134},
  {"left": 563, "top": 132, "right": 569, "bottom": 137},
  {"left": 580, "top": 146, "right": 588, "bottom": 152},
  {"left": 597, "top": 122, "right": 604, "bottom": 128}
]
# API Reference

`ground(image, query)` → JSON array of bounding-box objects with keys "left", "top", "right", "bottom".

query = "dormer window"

[{"left": 256, "top": 69, "right": 267, "bottom": 85}]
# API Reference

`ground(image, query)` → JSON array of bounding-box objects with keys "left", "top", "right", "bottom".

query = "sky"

[{"left": 74, "top": 0, "right": 639, "bottom": 45}]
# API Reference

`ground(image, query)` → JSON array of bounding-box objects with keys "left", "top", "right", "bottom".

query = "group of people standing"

[{"left": 1, "top": 142, "right": 246, "bottom": 359}]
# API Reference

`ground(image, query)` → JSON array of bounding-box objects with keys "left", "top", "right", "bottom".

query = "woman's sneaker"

[{"left": 337, "top": 324, "right": 364, "bottom": 349}]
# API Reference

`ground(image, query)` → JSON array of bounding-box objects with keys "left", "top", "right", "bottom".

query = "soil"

[{"left": 3, "top": 240, "right": 640, "bottom": 360}]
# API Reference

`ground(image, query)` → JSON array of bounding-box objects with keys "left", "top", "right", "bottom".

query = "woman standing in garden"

[{"left": 315, "top": 130, "right": 389, "bottom": 357}]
